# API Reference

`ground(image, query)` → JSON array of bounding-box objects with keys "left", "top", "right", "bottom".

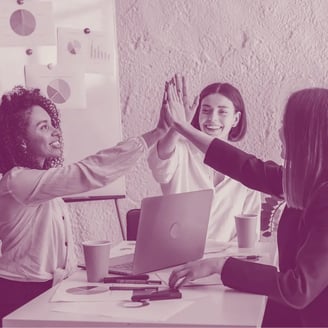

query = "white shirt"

[
  {"left": 0, "top": 137, "right": 147, "bottom": 283},
  {"left": 148, "top": 138, "right": 261, "bottom": 242}
]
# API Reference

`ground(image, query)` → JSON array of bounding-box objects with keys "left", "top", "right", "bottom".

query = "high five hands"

[{"left": 158, "top": 73, "right": 199, "bottom": 131}]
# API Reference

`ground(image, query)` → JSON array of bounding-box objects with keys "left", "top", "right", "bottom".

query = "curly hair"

[{"left": 0, "top": 86, "right": 63, "bottom": 174}]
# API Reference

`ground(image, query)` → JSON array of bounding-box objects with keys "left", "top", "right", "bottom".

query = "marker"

[
  {"left": 103, "top": 274, "right": 149, "bottom": 283},
  {"left": 104, "top": 278, "right": 161, "bottom": 285},
  {"left": 109, "top": 286, "right": 158, "bottom": 291},
  {"left": 107, "top": 269, "right": 138, "bottom": 275},
  {"left": 225, "top": 255, "right": 261, "bottom": 261}
]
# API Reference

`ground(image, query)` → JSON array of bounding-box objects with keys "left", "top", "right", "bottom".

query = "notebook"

[{"left": 108, "top": 189, "right": 214, "bottom": 275}]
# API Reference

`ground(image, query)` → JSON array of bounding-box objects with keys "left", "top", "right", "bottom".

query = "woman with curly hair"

[{"left": 0, "top": 85, "right": 165, "bottom": 325}]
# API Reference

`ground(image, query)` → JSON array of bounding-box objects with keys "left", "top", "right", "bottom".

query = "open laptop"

[{"left": 108, "top": 189, "right": 214, "bottom": 275}]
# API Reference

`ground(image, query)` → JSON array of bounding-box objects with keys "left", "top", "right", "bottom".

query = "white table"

[{"left": 3, "top": 240, "right": 277, "bottom": 328}]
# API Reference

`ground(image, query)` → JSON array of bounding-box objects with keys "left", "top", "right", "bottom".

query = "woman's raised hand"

[
  {"left": 165, "top": 74, "right": 199, "bottom": 128},
  {"left": 156, "top": 84, "right": 170, "bottom": 132},
  {"left": 180, "top": 74, "right": 199, "bottom": 123}
]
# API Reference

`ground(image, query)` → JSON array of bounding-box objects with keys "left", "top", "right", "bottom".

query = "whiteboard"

[{"left": 0, "top": 0, "right": 125, "bottom": 200}]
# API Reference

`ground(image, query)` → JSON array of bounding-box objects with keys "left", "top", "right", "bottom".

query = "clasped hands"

[{"left": 157, "top": 73, "right": 199, "bottom": 134}]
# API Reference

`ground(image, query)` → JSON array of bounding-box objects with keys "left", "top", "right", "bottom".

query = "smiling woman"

[
  {"left": 148, "top": 74, "right": 261, "bottom": 243},
  {"left": 197, "top": 93, "right": 241, "bottom": 138},
  {"left": 24, "top": 105, "right": 63, "bottom": 167},
  {"left": 0, "top": 85, "right": 165, "bottom": 326},
  {"left": 0, "top": 87, "right": 64, "bottom": 172}
]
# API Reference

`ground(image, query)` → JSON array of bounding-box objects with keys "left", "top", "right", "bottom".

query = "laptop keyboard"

[
  {"left": 110, "top": 261, "right": 133, "bottom": 271},
  {"left": 108, "top": 252, "right": 134, "bottom": 274}
]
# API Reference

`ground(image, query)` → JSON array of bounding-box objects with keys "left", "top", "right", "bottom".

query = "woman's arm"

[
  {"left": 147, "top": 132, "right": 180, "bottom": 184},
  {"left": 156, "top": 128, "right": 180, "bottom": 160},
  {"left": 170, "top": 201, "right": 328, "bottom": 311},
  {"left": 141, "top": 127, "right": 165, "bottom": 149},
  {"left": 222, "top": 192, "right": 328, "bottom": 310},
  {"left": 9, "top": 137, "right": 151, "bottom": 204},
  {"left": 205, "top": 139, "right": 283, "bottom": 197}
]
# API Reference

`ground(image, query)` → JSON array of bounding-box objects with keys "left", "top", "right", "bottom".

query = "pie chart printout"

[
  {"left": 10, "top": 9, "right": 36, "bottom": 36},
  {"left": 47, "top": 79, "right": 71, "bottom": 104},
  {"left": 67, "top": 40, "right": 81, "bottom": 55}
]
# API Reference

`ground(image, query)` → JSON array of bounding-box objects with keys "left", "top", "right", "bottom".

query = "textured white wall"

[{"left": 71, "top": 0, "right": 328, "bottom": 259}]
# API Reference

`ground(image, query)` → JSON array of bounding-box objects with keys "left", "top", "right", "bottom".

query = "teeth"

[{"left": 51, "top": 141, "right": 61, "bottom": 147}]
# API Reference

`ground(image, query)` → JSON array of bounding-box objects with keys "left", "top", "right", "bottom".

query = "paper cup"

[
  {"left": 234, "top": 214, "right": 257, "bottom": 248},
  {"left": 82, "top": 240, "right": 111, "bottom": 282}
]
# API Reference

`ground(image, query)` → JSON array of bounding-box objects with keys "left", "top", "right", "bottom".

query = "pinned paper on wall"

[
  {"left": 24, "top": 64, "right": 86, "bottom": 110},
  {"left": 57, "top": 27, "right": 115, "bottom": 75},
  {"left": 0, "top": 0, "right": 55, "bottom": 46}
]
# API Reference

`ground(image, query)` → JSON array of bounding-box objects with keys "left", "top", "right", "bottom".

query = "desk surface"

[{"left": 3, "top": 240, "right": 277, "bottom": 328}]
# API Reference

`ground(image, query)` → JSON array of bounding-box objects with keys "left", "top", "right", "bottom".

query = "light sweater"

[
  {"left": 0, "top": 137, "right": 146, "bottom": 284},
  {"left": 148, "top": 138, "right": 261, "bottom": 242}
]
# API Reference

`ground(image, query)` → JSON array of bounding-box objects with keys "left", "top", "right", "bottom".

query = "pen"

[
  {"left": 225, "top": 255, "right": 260, "bottom": 261},
  {"left": 109, "top": 286, "right": 159, "bottom": 291},
  {"left": 104, "top": 278, "right": 161, "bottom": 285}
]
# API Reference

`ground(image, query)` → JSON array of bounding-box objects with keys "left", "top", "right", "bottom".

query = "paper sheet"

[
  {"left": 52, "top": 299, "right": 194, "bottom": 322},
  {"left": 155, "top": 269, "right": 223, "bottom": 288},
  {"left": 50, "top": 272, "right": 194, "bottom": 322},
  {"left": 57, "top": 27, "right": 115, "bottom": 75},
  {"left": 25, "top": 63, "right": 86, "bottom": 110},
  {"left": 51, "top": 279, "right": 131, "bottom": 302},
  {"left": 154, "top": 241, "right": 271, "bottom": 289},
  {"left": 0, "top": 0, "right": 55, "bottom": 46}
]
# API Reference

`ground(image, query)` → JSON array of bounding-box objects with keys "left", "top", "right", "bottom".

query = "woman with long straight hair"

[{"left": 166, "top": 80, "right": 328, "bottom": 327}]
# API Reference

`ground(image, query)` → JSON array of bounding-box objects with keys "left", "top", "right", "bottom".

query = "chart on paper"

[
  {"left": 67, "top": 40, "right": 82, "bottom": 55},
  {"left": 47, "top": 79, "right": 71, "bottom": 104},
  {"left": 10, "top": 9, "right": 36, "bottom": 36}
]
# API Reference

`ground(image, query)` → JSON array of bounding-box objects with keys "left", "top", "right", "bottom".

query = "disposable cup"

[
  {"left": 234, "top": 214, "right": 258, "bottom": 248},
  {"left": 82, "top": 240, "right": 111, "bottom": 282}
]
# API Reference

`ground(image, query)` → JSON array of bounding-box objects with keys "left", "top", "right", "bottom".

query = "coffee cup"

[
  {"left": 234, "top": 214, "right": 258, "bottom": 248},
  {"left": 82, "top": 240, "right": 111, "bottom": 282}
]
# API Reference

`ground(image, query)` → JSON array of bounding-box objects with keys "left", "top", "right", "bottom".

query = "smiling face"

[
  {"left": 25, "top": 105, "right": 62, "bottom": 167},
  {"left": 198, "top": 93, "right": 241, "bottom": 140}
]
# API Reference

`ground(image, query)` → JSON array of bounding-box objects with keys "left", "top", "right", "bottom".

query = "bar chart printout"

[{"left": 57, "top": 27, "right": 114, "bottom": 75}]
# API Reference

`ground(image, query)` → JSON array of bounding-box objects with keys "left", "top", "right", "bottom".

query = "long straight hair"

[
  {"left": 190, "top": 83, "right": 247, "bottom": 141},
  {"left": 283, "top": 88, "right": 328, "bottom": 209}
]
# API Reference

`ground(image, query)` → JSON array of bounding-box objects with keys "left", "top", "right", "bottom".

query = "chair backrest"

[
  {"left": 260, "top": 194, "right": 285, "bottom": 239},
  {"left": 126, "top": 208, "right": 141, "bottom": 240}
]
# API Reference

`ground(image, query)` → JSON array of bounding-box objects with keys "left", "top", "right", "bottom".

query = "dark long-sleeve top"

[{"left": 204, "top": 138, "right": 328, "bottom": 327}]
